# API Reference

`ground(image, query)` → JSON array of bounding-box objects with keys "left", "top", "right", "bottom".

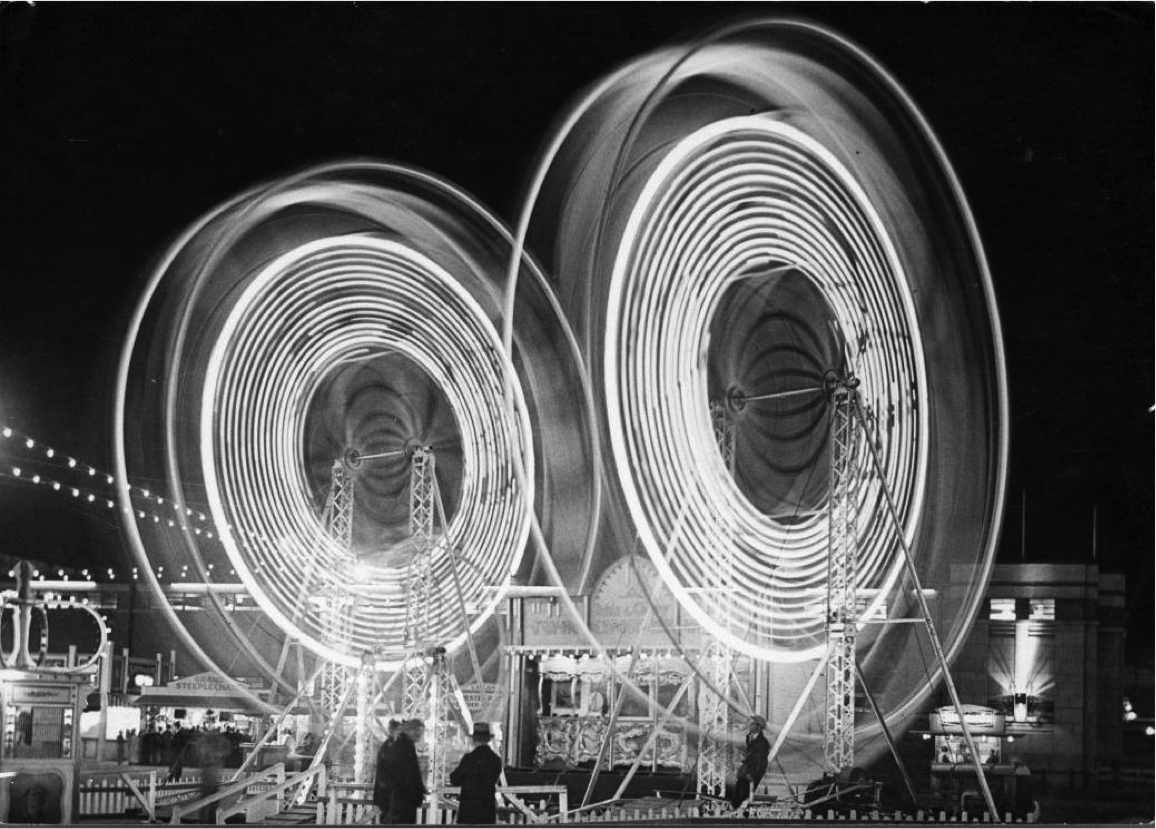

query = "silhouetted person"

[
  {"left": 386, "top": 720, "right": 426, "bottom": 824},
  {"left": 373, "top": 720, "right": 401, "bottom": 822},
  {"left": 449, "top": 722, "right": 502, "bottom": 824},
  {"left": 731, "top": 715, "right": 770, "bottom": 810}
]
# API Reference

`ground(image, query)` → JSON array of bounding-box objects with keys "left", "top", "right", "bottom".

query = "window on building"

[
  {"left": 1029, "top": 599, "right": 1055, "bottom": 621},
  {"left": 989, "top": 598, "right": 1016, "bottom": 621}
]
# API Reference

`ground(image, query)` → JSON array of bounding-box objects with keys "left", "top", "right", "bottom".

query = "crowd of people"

[
  {"left": 113, "top": 722, "right": 252, "bottom": 770},
  {"left": 116, "top": 711, "right": 770, "bottom": 821}
]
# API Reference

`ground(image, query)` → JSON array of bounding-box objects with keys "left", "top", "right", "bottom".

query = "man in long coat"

[
  {"left": 449, "top": 722, "right": 503, "bottom": 824},
  {"left": 373, "top": 720, "right": 400, "bottom": 822},
  {"left": 387, "top": 720, "right": 427, "bottom": 824},
  {"left": 731, "top": 714, "right": 770, "bottom": 809}
]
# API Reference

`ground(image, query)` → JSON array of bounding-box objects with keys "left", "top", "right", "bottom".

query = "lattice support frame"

[
  {"left": 353, "top": 656, "right": 375, "bottom": 784},
  {"left": 695, "top": 637, "right": 732, "bottom": 797},
  {"left": 696, "top": 402, "right": 736, "bottom": 797},
  {"left": 427, "top": 648, "right": 463, "bottom": 810},
  {"left": 318, "top": 459, "right": 356, "bottom": 746},
  {"left": 824, "top": 380, "right": 860, "bottom": 775},
  {"left": 403, "top": 447, "right": 436, "bottom": 717}
]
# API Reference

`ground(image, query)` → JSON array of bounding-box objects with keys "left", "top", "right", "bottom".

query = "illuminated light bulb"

[
  {"left": 87, "top": 493, "right": 95, "bottom": 502},
  {"left": 106, "top": 500, "right": 114, "bottom": 508},
  {"left": 167, "top": 520, "right": 174, "bottom": 527},
  {"left": 137, "top": 510, "right": 145, "bottom": 518},
  {"left": 157, "top": 496, "right": 164, "bottom": 504},
  {"left": 87, "top": 467, "right": 95, "bottom": 476},
  {"left": 1, "top": 428, "right": 10, "bottom": 438},
  {"left": 53, "top": 482, "right": 60, "bottom": 490},
  {"left": 11, "top": 467, "right": 20, "bottom": 477},
  {"left": 31, "top": 475, "right": 39, "bottom": 484},
  {"left": 152, "top": 516, "right": 159, "bottom": 523},
  {"left": 68, "top": 458, "right": 76, "bottom": 468},
  {"left": 71, "top": 488, "right": 79, "bottom": 497},
  {"left": 186, "top": 508, "right": 192, "bottom": 516},
  {"left": 46, "top": 448, "right": 54, "bottom": 458},
  {"left": 106, "top": 475, "right": 114, "bottom": 484},
  {"left": 142, "top": 489, "right": 150, "bottom": 497},
  {"left": 24, "top": 438, "right": 33, "bottom": 449}
]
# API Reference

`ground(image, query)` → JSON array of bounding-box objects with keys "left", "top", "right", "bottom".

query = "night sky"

[{"left": 0, "top": 5, "right": 1151, "bottom": 653}]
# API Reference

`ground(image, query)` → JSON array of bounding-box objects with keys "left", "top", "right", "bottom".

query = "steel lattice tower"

[
  {"left": 403, "top": 447, "right": 435, "bottom": 719},
  {"left": 427, "top": 647, "right": 462, "bottom": 812},
  {"left": 319, "top": 459, "right": 355, "bottom": 729},
  {"left": 824, "top": 380, "right": 860, "bottom": 775},
  {"left": 696, "top": 402, "right": 736, "bottom": 798},
  {"left": 352, "top": 654, "right": 376, "bottom": 784}
]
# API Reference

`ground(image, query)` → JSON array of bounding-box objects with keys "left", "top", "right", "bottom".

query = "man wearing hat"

[
  {"left": 731, "top": 714, "right": 770, "bottom": 810},
  {"left": 449, "top": 722, "right": 503, "bottom": 824}
]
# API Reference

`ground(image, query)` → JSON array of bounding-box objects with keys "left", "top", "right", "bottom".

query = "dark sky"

[{"left": 0, "top": 4, "right": 1152, "bottom": 648}]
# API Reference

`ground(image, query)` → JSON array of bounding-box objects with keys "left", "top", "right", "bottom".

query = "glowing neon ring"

[
  {"left": 202, "top": 235, "right": 534, "bottom": 664},
  {"left": 523, "top": 18, "right": 1007, "bottom": 740},
  {"left": 606, "top": 116, "right": 926, "bottom": 662},
  {"left": 116, "top": 163, "right": 597, "bottom": 676}
]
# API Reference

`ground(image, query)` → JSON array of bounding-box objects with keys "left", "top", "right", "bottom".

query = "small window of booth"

[
  {"left": 530, "top": 652, "right": 692, "bottom": 773},
  {"left": 925, "top": 704, "right": 1034, "bottom": 817},
  {"left": 0, "top": 672, "right": 86, "bottom": 824}
]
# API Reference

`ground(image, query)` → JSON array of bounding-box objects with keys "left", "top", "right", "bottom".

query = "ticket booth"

[
  {"left": 927, "top": 704, "right": 1034, "bottom": 819},
  {"left": 0, "top": 561, "right": 106, "bottom": 824},
  {"left": 0, "top": 671, "right": 86, "bottom": 823}
]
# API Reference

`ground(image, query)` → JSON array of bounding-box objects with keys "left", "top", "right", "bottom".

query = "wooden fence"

[{"left": 78, "top": 770, "right": 201, "bottom": 818}]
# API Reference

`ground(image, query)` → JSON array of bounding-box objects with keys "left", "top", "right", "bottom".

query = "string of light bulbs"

[{"left": 0, "top": 424, "right": 270, "bottom": 576}]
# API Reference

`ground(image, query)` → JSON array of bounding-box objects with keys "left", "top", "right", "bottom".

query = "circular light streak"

[
  {"left": 202, "top": 235, "right": 534, "bottom": 665},
  {"left": 605, "top": 116, "right": 927, "bottom": 662},
  {"left": 115, "top": 162, "right": 597, "bottom": 678},
  {"left": 520, "top": 17, "right": 1008, "bottom": 762}
]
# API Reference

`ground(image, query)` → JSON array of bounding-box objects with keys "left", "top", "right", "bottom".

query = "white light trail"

[
  {"left": 605, "top": 116, "right": 928, "bottom": 662},
  {"left": 202, "top": 235, "right": 534, "bottom": 666}
]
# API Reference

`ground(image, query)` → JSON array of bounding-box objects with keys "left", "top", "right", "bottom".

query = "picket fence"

[{"left": 78, "top": 770, "right": 201, "bottom": 817}]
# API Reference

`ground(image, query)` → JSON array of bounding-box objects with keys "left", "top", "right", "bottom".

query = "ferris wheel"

[
  {"left": 109, "top": 17, "right": 1008, "bottom": 821},
  {"left": 113, "top": 162, "right": 599, "bottom": 713},
  {"left": 516, "top": 17, "right": 1007, "bottom": 809}
]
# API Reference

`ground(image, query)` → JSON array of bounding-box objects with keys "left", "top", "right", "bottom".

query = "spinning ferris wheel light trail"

[
  {"left": 518, "top": 14, "right": 1007, "bottom": 795},
  {"left": 91, "top": 15, "right": 1012, "bottom": 820},
  {"left": 113, "top": 162, "right": 598, "bottom": 742}
]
